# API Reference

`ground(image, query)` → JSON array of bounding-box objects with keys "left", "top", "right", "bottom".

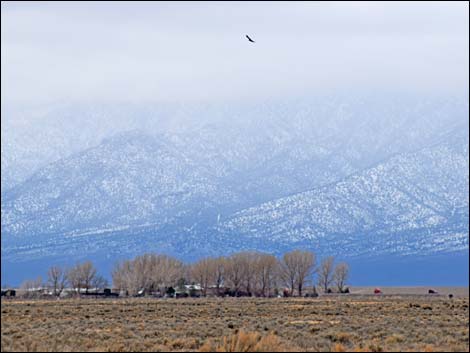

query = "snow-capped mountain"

[
  {"left": 2, "top": 131, "right": 239, "bottom": 237},
  {"left": 214, "top": 127, "right": 469, "bottom": 258},
  {"left": 1, "top": 95, "right": 469, "bottom": 284}
]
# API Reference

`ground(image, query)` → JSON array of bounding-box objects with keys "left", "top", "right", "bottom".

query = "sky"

[{"left": 1, "top": 1, "right": 469, "bottom": 104}]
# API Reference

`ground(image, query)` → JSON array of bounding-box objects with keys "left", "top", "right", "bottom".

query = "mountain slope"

[
  {"left": 213, "top": 128, "right": 469, "bottom": 258},
  {"left": 1, "top": 131, "right": 236, "bottom": 237}
]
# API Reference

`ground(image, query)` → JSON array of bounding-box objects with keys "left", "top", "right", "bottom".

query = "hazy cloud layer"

[{"left": 2, "top": 1, "right": 469, "bottom": 104}]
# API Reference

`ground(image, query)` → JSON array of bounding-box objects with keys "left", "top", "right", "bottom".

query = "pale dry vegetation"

[{"left": 1, "top": 296, "right": 468, "bottom": 352}]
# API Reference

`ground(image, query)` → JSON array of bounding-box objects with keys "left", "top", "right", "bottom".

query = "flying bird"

[{"left": 246, "top": 35, "right": 255, "bottom": 43}]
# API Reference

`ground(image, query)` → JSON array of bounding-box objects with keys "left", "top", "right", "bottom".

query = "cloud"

[{"left": 1, "top": 1, "right": 468, "bottom": 104}]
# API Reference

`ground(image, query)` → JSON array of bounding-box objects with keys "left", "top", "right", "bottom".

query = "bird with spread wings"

[{"left": 246, "top": 35, "right": 255, "bottom": 43}]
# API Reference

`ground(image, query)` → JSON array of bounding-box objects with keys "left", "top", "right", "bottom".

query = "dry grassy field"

[
  {"left": 1, "top": 295, "right": 469, "bottom": 352},
  {"left": 351, "top": 287, "right": 469, "bottom": 297}
]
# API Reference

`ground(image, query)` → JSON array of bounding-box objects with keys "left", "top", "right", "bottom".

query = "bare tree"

[
  {"left": 295, "top": 251, "right": 316, "bottom": 297},
  {"left": 66, "top": 265, "right": 82, "bottom": 294},
  {"left": 66, "top": 261, "right": 99, "bottom": 294},
  {"left": 151, "top": 254, "right": 185, "bottom": 292},
  {"left": 92, "top": 274, "right": 109, "bottom": 290},
  {"left": 333, "top": 262, "right": 349, "bottom": 293},
  {"left": 238, "top": 252, "right": 258, "bottom": 296},
  {"left": 112, "top": 254, "right": 185, "bottom": 296},
  {"left": 225, "top": 253, "right": 244, "bottom": 296},
  {"left": 135, "top": 254, "right": 158, "bottom": 293},
  {"left": 318, "top": 256, "right": 335, "bottom": 293},
  {"left": 212, "top": 257, "right": 226, "bottom": 296},
  {"left": 279, "top": 251, "right": 298, "bottom": 296},
  {"left": 279, "top": 250, "right": 315, "bottom": 296},
  {"left": 161, "top": 255, "right": 185, "bottom": 289},
  {"left": 191, "top": 258, "right": 213, "bottom": 296},
  {"left": 47, "top": 266, "right": 67, "bottom": 297},
  {"left": 80, "top": 261, "right": 98, "bottom": 293},
  {"left": 254, "top": 253, "right": 278, "bottom": 297},
  {"left": 112, "top": 260, "right": 136, "bottom": 295},
  {"left": 20, "top": 276, "right": 43, "bottom": 298}
]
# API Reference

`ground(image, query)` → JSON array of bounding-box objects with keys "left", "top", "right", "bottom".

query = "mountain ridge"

[{"left": 2, "top": 98, "right": 468, "bottom": 284}]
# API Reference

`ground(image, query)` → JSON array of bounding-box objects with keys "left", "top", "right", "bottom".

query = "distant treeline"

[{"left": 9, "top": 250, "right": 350, "bottom": 298}]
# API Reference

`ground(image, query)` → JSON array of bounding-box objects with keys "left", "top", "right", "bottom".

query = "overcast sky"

[{"left": 1, "top": 1, "right": 469, "bottom": 104}]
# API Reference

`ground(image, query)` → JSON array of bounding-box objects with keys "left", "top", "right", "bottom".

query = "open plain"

[{"left": 1, "top": 293, "right": 469, "bottom": 352}]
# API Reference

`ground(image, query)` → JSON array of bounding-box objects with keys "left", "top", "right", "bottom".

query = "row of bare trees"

[
  {"left": 112, "top": 250, "right": 349, "bottom": 297},
  {"left": 17, "top": 251, "right": 349, "bottom": 298},
  {"left": 112, "top": 254, "right": 185, "bottom": 296},
  {"left": 20, "top": 261, "right": 107, "bottom": 297}
]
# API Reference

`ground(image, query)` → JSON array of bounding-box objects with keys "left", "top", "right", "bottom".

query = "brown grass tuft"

[
  {"left": 199, "top": 330, "right": 289, "bottom": 352},
  {"left": 332, "top": 343, "right": 347, "bottom": 352}
]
